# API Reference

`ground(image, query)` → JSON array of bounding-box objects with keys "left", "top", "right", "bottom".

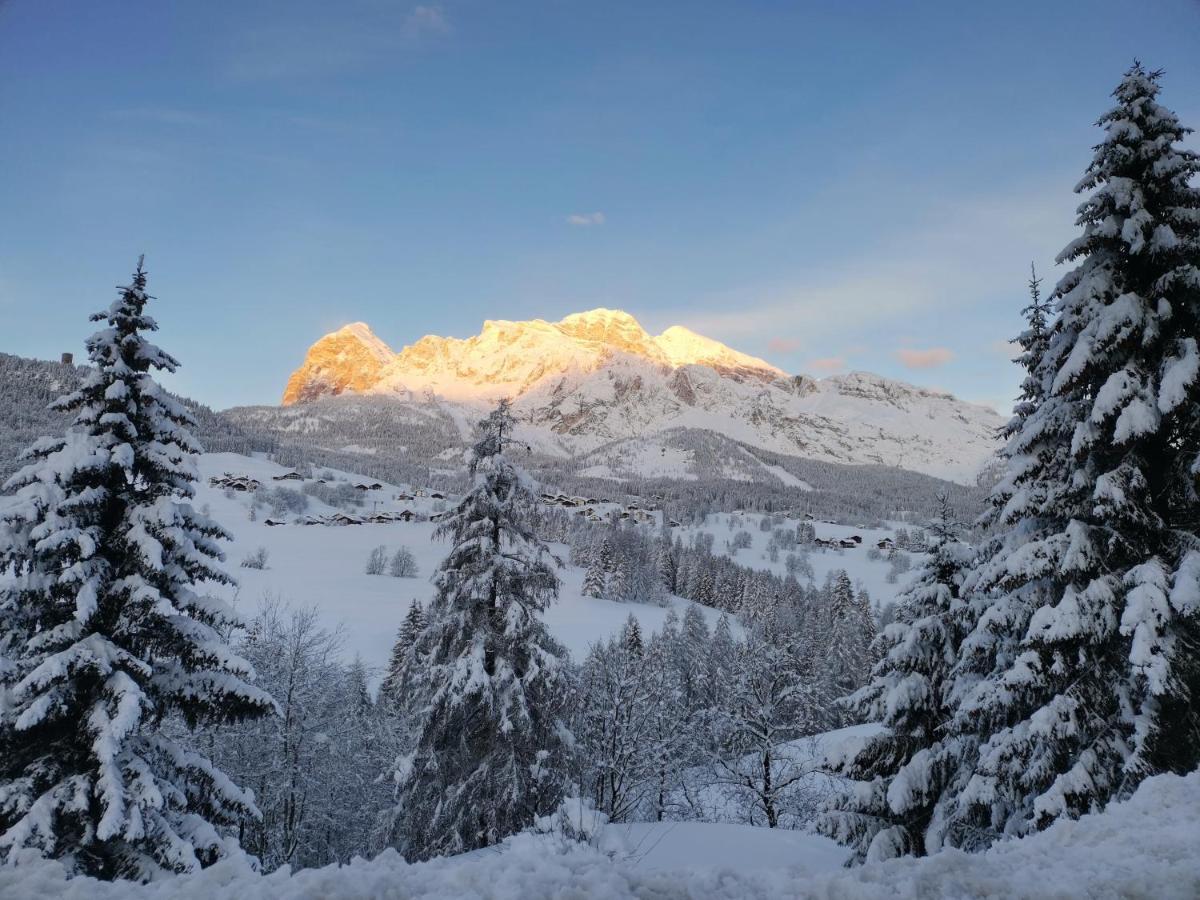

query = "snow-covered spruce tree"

[
  {"left": 0, "top": 259, "right": 274, "bottom": 879},
  {"left": 379, "top": 602, "right": 426, "bottom": 711},
  {"left": 390, "top": 400, "right": 574, "bottom": 860},
  {"left": 581, "top": 543, "right": 608, "bottom": 599},
  {"left": 1008, "top": 263, "right": 1053, "bottom": 438},
  {"left": 818, "top": 501, "right": 975, "bottom": 862},
  {"left": 824, "top": 570, "right": 876, "bottom": 714},
  {"left": 952, "top": 63, "right": 1200, "bottom": 845}
]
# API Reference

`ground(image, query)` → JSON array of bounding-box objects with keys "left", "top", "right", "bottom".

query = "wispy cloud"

[
  {"left": 666, "top": 179, "right": 1074, "bottom": 348},
  {"left": 766, "top": 336, "right": 801, "bottom": 353},
  {"left": 567, "top": 212, "right": 606, "bottom": 227},
  {"left": 895, "top": 346, "right": 954, "bottom": 369},
  {"left": 990, "top": 337, "right": 1021, "bottom": 357},
  {"left": 221, "top": 4, "right": 453, "bottom": 82},
  {"left": 405, "top": 4, "right": 451, "bottom": 38},
  {"left": 108, "top": 107, "right": 214, "bottom": 127},
  {"left": 807, "top": 356, "right": 847, "bottom": 372}
]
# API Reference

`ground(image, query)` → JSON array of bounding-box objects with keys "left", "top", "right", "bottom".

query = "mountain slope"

[{"left": 281, "top": 310, "right": 1002, "bottom": 484}]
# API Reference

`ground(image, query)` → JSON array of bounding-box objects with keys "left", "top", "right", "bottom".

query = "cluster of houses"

[
  {"left": 210, "top": 473, "right": 263, "bottom": 492},
  {"left": 291, "top": 510, "right": 421, "bottom": 527},
  {"left": 539, "top": 491, "right": 680, "bottom": 528},
  {"left": 210, "top": 469, "right": 455, "bottom": 529},
  {"left": 809, "top": 534, "right": 906, "bottom": 552},
  {"left": 394, "top": 489, "right": 445, "bottom": 501},
  {"left": 813, "top": 534, "right": 864, "bottom": 551}
]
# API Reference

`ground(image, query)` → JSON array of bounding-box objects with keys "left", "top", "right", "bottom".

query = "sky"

[{"left": 1, "top": 0, "right": 1199, "bottom": 413}]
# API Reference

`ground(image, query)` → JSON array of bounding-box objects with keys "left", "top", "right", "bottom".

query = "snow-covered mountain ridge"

[
  {"left": 282, "top": 309, "right": 783, "bottom": 405},
  {"left": 281, "top": 310, "right": 1003, "bottom": 484}
]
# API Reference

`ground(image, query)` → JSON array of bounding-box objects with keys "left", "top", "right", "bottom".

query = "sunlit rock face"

[
  {"left": 281, "top": 308, "right": 783, "bottom": 406},
  {"left": 280, "top": 309, "right": 1003, "bottom": 484}
]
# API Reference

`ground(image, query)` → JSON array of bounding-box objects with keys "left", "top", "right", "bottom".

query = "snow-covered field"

[
  {"left": 672, "top": 510, "right": 923, "bottom": 613},
  {"left": 3, "top": 768, "right": 1193, "bottom": 899},
  {"left": 195, "top": 453, "right": 738, "bottom": 677}
]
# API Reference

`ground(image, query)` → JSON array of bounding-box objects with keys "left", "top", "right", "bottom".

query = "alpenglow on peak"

[{"left": 281, "top": 308, "right": 784, "bottom": 406}]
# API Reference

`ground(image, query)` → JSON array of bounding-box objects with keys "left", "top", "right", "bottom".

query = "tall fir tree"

[
  {"left": 390, "top": 400, "right": 574, "bottom": 860},
  {"left": 824, "top": 570, "right": 876, "bottom": 711},
  {"left": 0, "top": 259, "right": 274, "bottom": 879},
  {"left": 819, "top": 501, "right": 975, "bottom": 862},
  {"left": 1008, "top": 263, "right": 1053, "bottom": 437},
  {"left": 379, "top": 602, "right": 426, "bottom": 710},
  {"left": 952, "top": 62, "right": 1200, "bottom": 845},
  {"left": 581, "top": 539, "right": 611, "bottom": 599}
]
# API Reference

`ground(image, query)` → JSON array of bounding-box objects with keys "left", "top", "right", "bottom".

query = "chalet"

[
  {"left": 395, "top": 492, "right": 414, "bottom": 501},
  {"left": 208, "top": 474, "right": 261, "bottom": 492},
  {"left": 272, "top": 472, "right": 304, "bottom": 482},
  {"left": 429, "top": 492, "right": 445, "bottom": 500},
  {"left": 876, "top": 538, "right": 895, "bottom": 551},
  {"left": 839, "top": 539, "right": 858, "bottom": 549},
  {"left": 814, "top": 538, "right": 840, "bottom": 550},
  {"left": 264, "top": 519, "right": 287, "bottom": 527},
  {"left": 326, "top": 513, "right": 362, "bottom": 526},
  {"left": 849, "top": 535, "right": 863, "bottom": 544}
]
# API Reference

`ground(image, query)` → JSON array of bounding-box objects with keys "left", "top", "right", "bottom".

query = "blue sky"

[{"left": 1, "top": 1, "right": 1198, "bottom": 412}]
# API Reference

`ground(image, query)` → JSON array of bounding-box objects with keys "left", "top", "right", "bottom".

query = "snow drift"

[{"left": 2, "top": 769, "right": 1194, "bottom": 899}]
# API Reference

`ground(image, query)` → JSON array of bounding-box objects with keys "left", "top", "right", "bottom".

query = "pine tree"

[
  {"left": 1008, "top": 263, "right": 1053, "bottom": 437},
  {"left": 819, "top": 502, "right": 975, "bottom": 862},
  {"left": 581, "top": 539, "right": 610, "bottom": 599},
  {"left": 606, "top": 560, "right": 633, "bottom": 603},
  {"left": 620, "top": 615, "right": 644, "bottom": 656},
  {"left": 379, "top": 602, "right": 426, "bottom": 710},
  {"left": 952, "top": 63, "right": 1200, "bottom": 845},
  {"left": 0, "top": 259, "right": 274, "bottom": 879},
  {"left": 655, "top": 536, "right": 677, "bottom": 594},
  {"left": 824, "top": 570, "right": 875, "bottom": 710},
  {"left": 390, "top": 400, "right": 574, "bottom": 860}
]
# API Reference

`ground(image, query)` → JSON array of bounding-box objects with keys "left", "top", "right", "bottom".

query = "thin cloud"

[
  {"left": 108, "top": 107, "right": 213, "bottom": 127},
  {"left": 991, "top": 337, "right": 1021, "bottom": 357},
  {"left": 222, "top": 4, "right": 452, "bottom": 82},
  {"left": 567, "top": 212, "right": 606, "bottom": 227},
  {"left": 895, "top": 347, "right": 954, "bottom": 369},
  {"left": 766, "top": 337, "right": 801, "bottom": 353},
  {"left": 807, "top": 356, "right": 847, "bottom": 372},
  {"left": 405, "top": 5, "right": 451, "bottom": 37},
  {"left": 664, "top": 179, "right": 1073, "bottom": 346}
]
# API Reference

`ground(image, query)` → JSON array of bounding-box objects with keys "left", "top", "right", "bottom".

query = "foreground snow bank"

[{"left": 3, "top": 770, "right": 1196, "bottom": 899}]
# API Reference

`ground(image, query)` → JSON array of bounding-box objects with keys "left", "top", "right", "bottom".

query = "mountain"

[{"left": 280, "top": 310, "right": 1003, "bottom": 484}]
